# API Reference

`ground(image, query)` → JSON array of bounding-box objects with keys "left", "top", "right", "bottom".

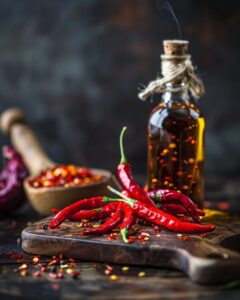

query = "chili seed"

[
  {"left": 41, "top": 266, "right": 47, "bottom": 272},
  {"left": 169, "top": 143, "right": 176, "bottom": 149},
  {"left": 105, "top": 264, "right": 114, "bottom": 271},
  {"left": 49, "top": 272, "right": 57, "bottom": 279},
  {"left": 104, "top": 269, "right": 112, "bottom": 275},
  {"left": 33, "top": 271, "right": 41, "bottom": 278},
  {"left": 32, "top": 257, "right": 39, "bottom": 264},
  {"left": 109, "top": 275, "right": 118, "bottom": 281},
  {"left": 18, "top": 264, "right": 28, "bottom": 270},
  {"left": 138, "top": 272, "right": 146, "bottom": 277},
  {"left": 20, "top": 269, "right": 28, "bottom": 277},
  {"left": 57, "top": 272, "right": 64, "bottom": 279}
]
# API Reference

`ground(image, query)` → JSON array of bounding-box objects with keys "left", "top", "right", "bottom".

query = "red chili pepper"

[
  {"left": 107, "top": 187, "right": 215, "bottom": 234},
  {"left": 83, "top": 204, "right": 123, "bottom": 235},
  {"left": 118, "top": 127, "right": 156, "bottom": 208},
  {"left": 51, "top": 208, "right": 60, "bottom": 214},
  {"left": 148, "top": 189, "right": 201, "bottom": 223},
  {"left": 160, "top": 203, "right": 189, "bottom": 215},
  {"left": 67, "top": 208, "right": 103, "bottom": 221},
  {"left": 120, "top": 203, "right": 135, "bottom": 243},
  {"left": 156, "top": 202, "right": 200, "bottom": 216},
  {"left": 48, "top": 196, "right": 109, "bottom": 228},
  {"left": 68, "top": 203, "right": 118, "bottom": 221}
]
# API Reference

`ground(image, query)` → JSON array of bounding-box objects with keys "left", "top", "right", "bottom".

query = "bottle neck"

[{"left": 162, "top": 80, "right": 190, "bottom": 105}]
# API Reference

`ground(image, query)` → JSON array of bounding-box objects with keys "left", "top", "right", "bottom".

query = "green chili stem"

[
  {"left": 107, "top": 186, "right": 135, "bottom": 208},
  {"left": 102, "top": 196, "right": 123, "bottom": 205},
  {"left": 120, "top": 228, "right": 129, "bottom": 244},
  {"left": 119, "top": 126, "right": 128, "bottom": 164}
]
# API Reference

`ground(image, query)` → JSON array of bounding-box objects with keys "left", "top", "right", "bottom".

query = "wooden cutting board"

[{"left": 22, "top": 212, "right": 240, "bottom": 284}]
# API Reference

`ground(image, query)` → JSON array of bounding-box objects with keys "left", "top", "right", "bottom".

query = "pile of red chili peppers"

[{"left": 48, "top": 127, "right": 215, "bottom": 243}]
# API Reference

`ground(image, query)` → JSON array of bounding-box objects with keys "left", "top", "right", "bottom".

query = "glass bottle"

[{"left": 147, "top": 76, "right": 205, "bottom": 208}]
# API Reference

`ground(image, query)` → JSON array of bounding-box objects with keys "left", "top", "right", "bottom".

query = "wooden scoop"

[{"left": 0, "top": 108, "right": 112, "bottom": 215}]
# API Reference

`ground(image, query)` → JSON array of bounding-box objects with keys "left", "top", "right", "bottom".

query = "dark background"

[{"left": 0, "top": 0, "right": 239, "bottom": 185}]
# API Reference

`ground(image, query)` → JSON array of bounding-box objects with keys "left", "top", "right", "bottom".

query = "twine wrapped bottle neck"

[{"left": 138, "top": 53, "right": 205, "bottom": 101}]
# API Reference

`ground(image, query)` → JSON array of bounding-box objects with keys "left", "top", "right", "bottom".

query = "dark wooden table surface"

[{"left": 1, "top": 178, "right": 240, "bottom": 300}]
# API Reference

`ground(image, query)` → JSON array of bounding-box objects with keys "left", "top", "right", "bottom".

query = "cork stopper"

[{"left": 163, "top": 40, "right": 189, "bottom": 56}]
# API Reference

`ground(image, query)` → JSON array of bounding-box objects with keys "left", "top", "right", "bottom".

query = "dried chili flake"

[
  {"left": 60, "top": 264, "right": 69, "bottom": 269},
  {"left": 41, "top": 266, "right": 47, "bottom": 272},
  {"left": 57, "top": 272, "right": 64, "bottom": 279},
  {"left": 33, "top": 271, "right": 41, "bottom": 278},
  {"left": 32, "top": 257, "right": 39, "bottom": 264},
  {"left": 20, "top": 269, "right": 28, "bottom": 277},
  {"left": 109, "top": 274, "right": 118, "bottom": 281},
  {"left": 138, "top": 232, "right": 150, "bottom": 240},
  {"left": 128, "top": 236, "right": 135, "bottom": 243},
  {"left": 18, "top": 263, "right": 28, "bottom": 270},
  {"left": 66, "top": 268, "right": 74, "bottom": 274},
  {"left": 48, "top": 259, "right": 58, "bottom": 266},
  {"left": 180, "top": 235, "right": 192, "bottom": 241},
  {"left": 108, "top": 233, "right": 117, "bottom": 240},
  {"left": 105, "top": 264, "right": 114, "bottom": 271},
  {"left": 71, "top": 271, "right": 80, "bottom": 279},
  {"left": 49, "top": 272, "right": 57, "bottom": 279},
  {"left": 200, "top": 233, "right": 209, "bottom": 237},
  {"left": 28, "top": 165, "right": 102, "bottom": 188}
]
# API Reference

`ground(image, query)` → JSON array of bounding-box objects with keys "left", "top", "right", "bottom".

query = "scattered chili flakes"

[
  {"left": 15, "top": 255, "right": 81, "bottom": 280},
  {"left": 138, "top": 232, "right": 150, "bottom": 240},
  {"left": 28, "top": 165, "right": 102, "bottom": 188}
]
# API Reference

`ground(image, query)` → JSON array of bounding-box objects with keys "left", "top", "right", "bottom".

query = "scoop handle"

[{"left": 0, "top": 108, "right": 54, "bottom": 176}]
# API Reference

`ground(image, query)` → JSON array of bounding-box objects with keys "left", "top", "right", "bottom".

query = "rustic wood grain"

[{"left": 22, "top": 213, "right": 240, "bottom": 284}]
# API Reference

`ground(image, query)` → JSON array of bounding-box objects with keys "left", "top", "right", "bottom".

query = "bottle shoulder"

[{"left": 149, "top": 101, "right": 203, "bottom": 128}]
